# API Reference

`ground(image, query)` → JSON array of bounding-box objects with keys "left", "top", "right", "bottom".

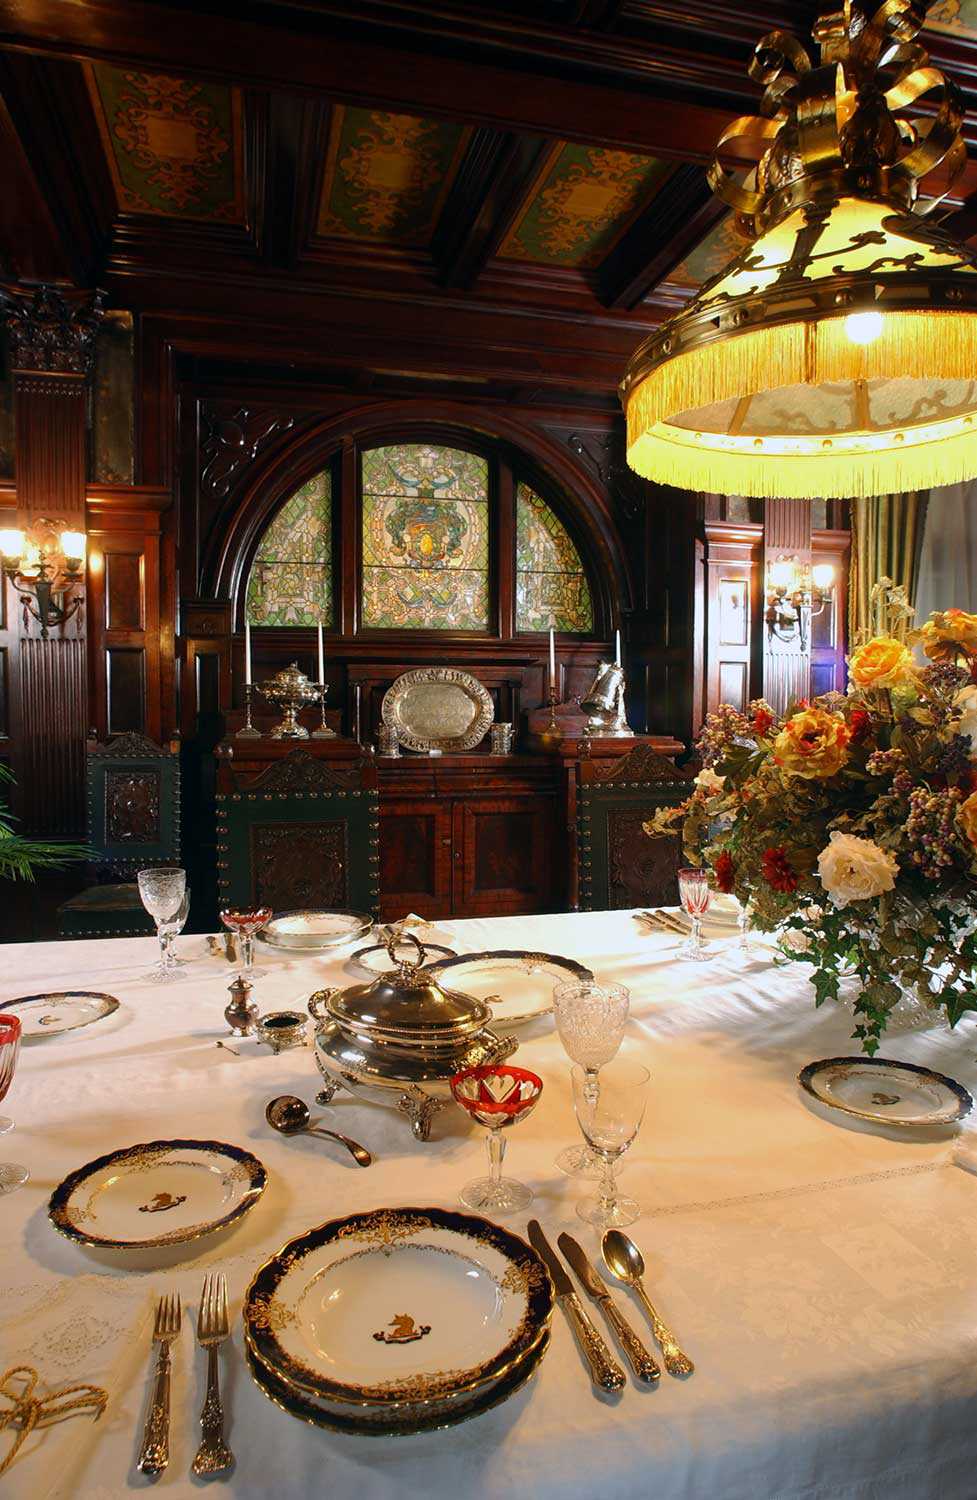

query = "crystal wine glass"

[
  {"left": 219, "top": 907, "right": 272, "bottom": 980},
  {"left": 737, "top": 895, "right": 754, "bottom": 955},
  {"left": 553, "top": 980, "right": 630, "bottom": 1177},
  {"left": 451, "top": 1064, "right": 543, "bottom": 1215},
  {"left": 159, "top": 886, "right": 191, "bottom": 969},
  {"left": 138, "top": 867, "right": 188, "bottom": 982},
  {"left": 678, "top": 867, "right": 711, "bottom": 961},
  {"left": 0, "top": 1013, "right": 28, "bottom": 1193},
  {"left": 572, "top": 1058, "right": 649, "bottom": 1228}
]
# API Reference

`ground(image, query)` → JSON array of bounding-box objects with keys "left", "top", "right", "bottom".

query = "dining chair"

[{"left": 577, "top": 743, "right": 692, "bottom": 911}]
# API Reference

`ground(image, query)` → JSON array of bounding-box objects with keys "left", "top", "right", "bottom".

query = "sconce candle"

[
  {"left": 549, "top": 627, "right": 556, "bottom": 691},
  {"left": 245, "top": 619, "right": 252, "bottom": 686},
  {"left": 317, "top": 621, "right": 324, "bottom": 684},
  {"left": 615, "top": 629, "right": 621, "bottom": 668}
]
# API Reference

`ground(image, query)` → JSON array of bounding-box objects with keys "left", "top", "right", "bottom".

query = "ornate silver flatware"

[
  {"left": 137, "top": 1293, "right": 181, "bottom": 1476},
  {"left": 1, "top": 990, "right": 119, "bottom": 1040},
  {"left": 192, "top": 1273, "right": 233, "bottom": 1477},
  {"left": 557, "top": 1232, "right": 659, "bottom": 1383},
  {"left": 265, "top": 1095, "right": 373, "bottom": 1166},
  {"left": 527, "top": 1220, "right": 625, "bottom": 1393},
  {"left": 602, "top": 1230, "right": 694, "bottom": 1377},
  {"left": 798, "top": 1056, "right": 972, "bottom": 1127}
]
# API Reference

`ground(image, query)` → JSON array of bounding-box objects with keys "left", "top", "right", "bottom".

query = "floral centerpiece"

[{"left": 645, "top": 583, "right": 977, "bottom": 1052}]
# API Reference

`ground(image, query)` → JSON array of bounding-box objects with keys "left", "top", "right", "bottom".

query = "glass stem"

[
  {"left": 692, "top": 914, "right": 702, "bottom": 955},
  {"left": 597, "top": 1152, "right": 617, "bottom": 1220},
  {"left": 242, "top": 934, "right": 254, "bottom": 974},
  {"left": 157, "top": 923, "right": 167, "bottom": 969},
  {"left": 487, "top": 1129, "right": 506, "bottom": 1185}
]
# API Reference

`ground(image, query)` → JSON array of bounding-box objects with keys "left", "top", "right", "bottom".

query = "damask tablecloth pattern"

[{"left": 2, "top": 910, "right": 977, "bottom": 1500}]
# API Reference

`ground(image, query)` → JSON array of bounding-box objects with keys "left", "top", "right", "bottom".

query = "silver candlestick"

[
  {"left": 311, "top": 682, "right": 336, "bottom": 738},
  {"left": 235, "top": 683, "right": 261, "bottom": 739}
]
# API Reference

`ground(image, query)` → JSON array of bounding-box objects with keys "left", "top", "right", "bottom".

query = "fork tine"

[
  {"left": 173, "top": 1293, "right": 182, "bottom": 1333},
  {"left": 218, "top": 1273, "right": 229, "bottom": 1336},
  {"left": 152, "top": 1294, "right": 166, "bottom": 1338},
  {"left": 210, "top": 1273, "right": 219, "bottom": 1334},
  {"left": 197, "top": 1275, "right": 211, "bottom": 1339}
]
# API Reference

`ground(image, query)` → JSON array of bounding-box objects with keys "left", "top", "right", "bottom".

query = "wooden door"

[
  {"left": 379, "top": 799, "right": 453, "bottom": 920},
  {"left": 453, "top": 797, "right": 556, "bottom": 916}
]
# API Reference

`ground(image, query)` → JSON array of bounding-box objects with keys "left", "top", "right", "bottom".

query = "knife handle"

[
  {"left": 562, "top": 1292, "right": 626, "bottom": 1392},
  {"left": 600, "top": 1298, "right": 661, "bottom": 1382}
]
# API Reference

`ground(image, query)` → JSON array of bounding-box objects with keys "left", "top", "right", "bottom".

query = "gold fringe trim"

[{"left": 625, "top": 310, "right": 977, "bottom": 498}]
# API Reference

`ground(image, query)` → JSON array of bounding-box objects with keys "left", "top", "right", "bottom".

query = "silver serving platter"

[
  {"left": 258, "top": 910, "right": 374, "bottom": 951},
  {"left": 381, "top": 668, "right": 494, "bottom": 753},
  {"left": 798, "top": 1056, "right": 973, "bottom": 1127}
]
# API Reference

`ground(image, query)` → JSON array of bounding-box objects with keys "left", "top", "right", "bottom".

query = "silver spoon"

[
  {"left": 602, "top": 1230, "right": 694, "bottom": 1376},
  {"left": 265, "top": 1095, "right": 373, "bottom": 1167}
]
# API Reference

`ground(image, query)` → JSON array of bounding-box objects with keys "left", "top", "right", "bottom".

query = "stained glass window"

[
  {"left": 516, "top": 483, "right": 594, "bottom": 632},
  {"left": 246, "top": 471, "right": 333, "bottom": 626},
  {"left": 361, "top": 444, "right": 490, "bottom": 630}
]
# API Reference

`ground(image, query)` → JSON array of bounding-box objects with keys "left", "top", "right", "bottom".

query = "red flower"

[
  {"left": 714, "top": 851, "right": 735, "bottom": 893},
  {"left": 762, "top": 846, "right": 798, "bottom": 894},
  {"left": 752, "top": 707, "right": 774, "bottom": 738},
  {"left": 848, "top": 708, "right": 872, "bottom": 743}
]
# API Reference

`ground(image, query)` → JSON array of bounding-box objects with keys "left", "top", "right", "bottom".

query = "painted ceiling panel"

[
  {"left": 497, "top": 142, "right": 669, "bottom": 267},
  {"left": 86, "top": 64, "right": 245, "bottom": 221},
  {"left": 665, "top": 213, "right": 745, "bottom": 290},
  {"left": 928, "top": 1, "right": 977, "bottom": 36},
  {"left": 316, "top": 106, "right": 470, "bottom": 246}
]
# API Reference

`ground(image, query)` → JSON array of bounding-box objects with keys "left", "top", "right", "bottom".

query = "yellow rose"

[
  {"left": 920, "top": 609, "right": 977, "bottom": 662},
  {"left": 772, "top": 706, "right": 851, "bottom": 780},
  {"left": 848, "top": 636, "right": 915, "bottom": 690},
  {"left": 958, "top": 791, "right": 977, "bottom": 848}
]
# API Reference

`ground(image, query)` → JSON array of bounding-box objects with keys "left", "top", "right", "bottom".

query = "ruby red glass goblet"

[{"left": 450, "top": 1064, "right": 543, "bottom": 1216}]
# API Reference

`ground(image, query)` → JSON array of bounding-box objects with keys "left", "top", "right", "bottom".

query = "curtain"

[
  {"left": 913, "top": 481, "right": 977, "bottom": 626},
  {"left": 849, "top": 490, "right": 929, "bottom": 642}
]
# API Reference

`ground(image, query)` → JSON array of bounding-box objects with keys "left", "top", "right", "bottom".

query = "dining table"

[{"left": 3, "top": 906, "right": 977, "bottom": 1500}]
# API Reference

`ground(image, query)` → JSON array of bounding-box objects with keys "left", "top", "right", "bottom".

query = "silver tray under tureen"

[{"left": 309, "top": 932, "right": 516, "bottom": 1140}]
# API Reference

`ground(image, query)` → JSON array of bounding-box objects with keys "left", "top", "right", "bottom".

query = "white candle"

[
  {"left": 548, "top": 627, "right": 556, "bottom": 691},
  {"left": 615, "top": 628, "right": 621, "bottom": 667},
  {"left": 245, "top": 619, "right": 252, "bottom": 685},
  {"left": 317, "top": 622, "right": 325, "bottom": 684}
]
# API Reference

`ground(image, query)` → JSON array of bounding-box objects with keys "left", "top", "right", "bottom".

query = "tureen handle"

[
  {"left": 384, "top": 927, "right": 426, "bottom": 970},
  {"left": 307, "top": 988, "right": 339, "bottom": 1024}
]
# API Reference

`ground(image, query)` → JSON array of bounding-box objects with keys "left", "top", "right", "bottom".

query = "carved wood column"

[
  {"left": 762, "top": 497, "right": 813, "bottom": 716},
  {"left": 1, "top": 284, "right": 104, "bottom": 834}
]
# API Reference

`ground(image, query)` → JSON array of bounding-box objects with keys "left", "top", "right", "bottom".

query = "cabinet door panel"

[
  {"left": 379, "top": 800, "right": 452, "bottom": 920},
  {"left": 454, "top": 797, "right": 556, "bottom": 915}
]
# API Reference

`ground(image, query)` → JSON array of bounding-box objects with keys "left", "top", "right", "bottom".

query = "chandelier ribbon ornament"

[{"left": 621, "top": 0, "right": 977, "bottom": 499}]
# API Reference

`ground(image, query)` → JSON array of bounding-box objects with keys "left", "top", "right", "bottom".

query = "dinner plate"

[
  {"left": 1, "top": 990, "right": 120, "bottom": 1040},
  {"left": 258, "top": 910, "right": 373, "bottom": 951},
  {"left": 425, "top": 951, "right": 593, "bottom": 1026},
  {"left": 798, "top": 1056, "right": 973, "bottom": 1127},
  {"left": 672, "top": 895, "right": 742, "bottom": 934},
  {"left": 48, "top": 1139, "right": 267, "bottom": 1249},
  {"left": 346, "top": 940, "right": 456, "bottom": 977},
  {"left": 244, "top": 1207, "right": 553, "bottom": 1408},
  {"left": 245, "top": 1323, "right": 550, "bottom": 1436}
]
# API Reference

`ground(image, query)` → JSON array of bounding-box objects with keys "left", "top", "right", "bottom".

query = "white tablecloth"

[{"left": 3, "top": 910, "right": 977, "bottom": 1500}]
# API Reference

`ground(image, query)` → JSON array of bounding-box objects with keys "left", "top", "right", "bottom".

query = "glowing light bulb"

[
  {"left": 0, "top": 528, "right": 25, "bottom": 561},
  {"left": 812, "top": 563, "right": 835, "bottom": 591},
  {"left": 60, "top": 530, "right": 87, "bottom": 566},
  {"left": 844, "top": 310, "right": 884, "bottom": 345},
  {"left": 769, "top": 558, "right": 796, "bottom": 593}
]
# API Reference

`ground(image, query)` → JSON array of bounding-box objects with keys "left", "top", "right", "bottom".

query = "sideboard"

[{"left": 214, "top": 732, "right": 684, "bottom": 920}]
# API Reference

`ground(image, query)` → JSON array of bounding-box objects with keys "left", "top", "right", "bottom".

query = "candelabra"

[
  {"left": 0, "top": 519, "right": 86, "bottom": 638},
  {"left": 766, "top": 557, "right": 835, "bottom": 653}
]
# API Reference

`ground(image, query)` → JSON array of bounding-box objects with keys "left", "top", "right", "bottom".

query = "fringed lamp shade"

[{"left": 622, "top": 1, "right": 977, "bottom": 499}]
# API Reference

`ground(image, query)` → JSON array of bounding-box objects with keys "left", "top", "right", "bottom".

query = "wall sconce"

[
  {"left": 765, "top": 555, "right": 834, "bottom": 653},
  {"left": 0, "top": 519, "right": 87, "bottom": 638}
]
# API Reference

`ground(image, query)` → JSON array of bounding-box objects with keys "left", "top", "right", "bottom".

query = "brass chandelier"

[{"left": 621, "top": 0, "right": 977, "bottom": 499}]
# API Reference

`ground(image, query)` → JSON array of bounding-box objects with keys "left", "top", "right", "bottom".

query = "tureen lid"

[{"left": 326, "top": 932, "right": 491, "bottom": 1036}]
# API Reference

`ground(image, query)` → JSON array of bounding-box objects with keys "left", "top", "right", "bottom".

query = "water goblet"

[
  {"left": 160, "top": 886, "right": 191, "bottom": 969},
  {"left": 678, "top": 867, "right": 711, "bottom": 961},
  {"left": 572, "top": 1058, "right": 649, "bottom": 1228},
  {"left": 553, "top": 979, "right": 629, "bottom": 1177},
  {"left": 138, "top": 867, "right": 188, "bottom": 982},
  {"left": 219, "top": 906, "right": 273, "bottom": 981},
  {"left": 0, "top": 1014, "right": 28, "bottom": 1193},
  {"left": 450, "top": 1064, "right": 543, "bottom": 1216}
]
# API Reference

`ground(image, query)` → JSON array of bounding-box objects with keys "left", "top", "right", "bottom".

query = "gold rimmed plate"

[
  {"left": 2, "top": 990, "right": 120, "bottom": 1040},
  {"left": 798, "top": 1056, "right": 973, "bottom": 1128},
  {"left": 425, "top": 951, "right": 593, "bottom": 1026},
  {"left": 49, "top": 1139, "right": 267, "bottom": 1250},
  {"left": 258, "top": 910, "right": 373, "bottom": 952},
  {"left": 244, "top": 1207, "right": 553, "bottom": 1408},
  {"left": 345, "top": 940, "right": 456, "bottom": 977}
]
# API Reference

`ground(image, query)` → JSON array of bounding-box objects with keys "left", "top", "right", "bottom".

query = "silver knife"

[
  {"left": 527, "top": 1220, "right": 625, "bottom": 1393},
  {"left": 558, "top": 1233, "right": 660, "bottom": 1383}
]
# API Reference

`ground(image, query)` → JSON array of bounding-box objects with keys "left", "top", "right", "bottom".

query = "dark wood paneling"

[
  {"left": 106, "top": 646, "right": 145, "bottom": 733},
  {"left": 457, "top": 795, "right": 556, "bottom": 914}
]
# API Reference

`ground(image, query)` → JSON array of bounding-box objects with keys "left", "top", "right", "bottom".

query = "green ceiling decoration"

[
  {"left": 666, "top": 214, "right": 745, "bottom": 290},
  {"left": 497, "top": 142, "right": 669, "bottom": 267},
  {"left": 928, "top": 1, "right": 977, "bottom": 37},
  {"left": 87, "top": 64, "right": 244, "bottom": 221},
  {"left": 317, "top": 107, "right": 469, "bottom": 246}
]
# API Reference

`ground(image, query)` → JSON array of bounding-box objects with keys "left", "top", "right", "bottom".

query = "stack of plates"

[{"left": 244, "top": 1206, "right": 553, "bottom": 1434}]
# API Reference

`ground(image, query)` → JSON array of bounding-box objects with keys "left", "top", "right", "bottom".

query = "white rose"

[
  {"left": 694, "top": 767, "right": 726, "bottom": 795},
  {"left": 953, "top": 685, "right": 977, "bottom": 751},
  {"left": 816, "top": 831, "right": 898, "bottom": 909}
]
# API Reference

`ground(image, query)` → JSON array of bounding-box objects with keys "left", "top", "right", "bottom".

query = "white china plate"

[
  {"left": 258, "top": 910, "right": 373, "bottom": 951},
  {"left": 425, "top": 951, "right": 593, "bottom": 1026},
  {"left": 244, "top": 1207, "right": 552, "bottom": 1407},
  {"left": 1, "top": 990, "right": 120, "bottom": 1040},
  {"left": 49, "top": 1139, "right": 267, "bottom": 1249},
  {"left": 346, "top": 941, "right": 456, "bottom": 976},
  {"left": 798, "top": 1057, "right": 972, "bottom": 1127}
]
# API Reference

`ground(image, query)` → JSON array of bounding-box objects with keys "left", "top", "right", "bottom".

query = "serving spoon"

[
  {"left": 265, "top": 1095, "right": 373, "bottom": 1167},
  {"left": 602, "top": 1230, "right": 694, "bottom": 1376}
]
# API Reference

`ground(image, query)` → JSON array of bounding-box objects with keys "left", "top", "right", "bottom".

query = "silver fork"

[
  {"left": 137, "top": 1293, "right": 181, "bottom": 1475},
  {"left": 192, "top": 1272, "right": 233, "bottom": 1476}
]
